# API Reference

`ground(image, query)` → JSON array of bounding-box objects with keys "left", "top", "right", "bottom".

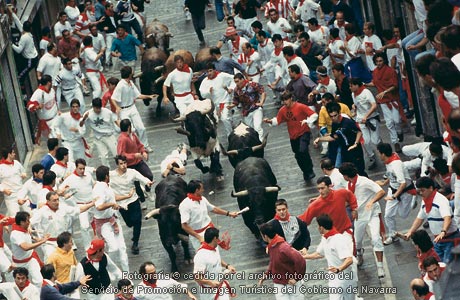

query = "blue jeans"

[
  {"left": 434, "top": 231, "right": 460, "bottom": 263},
  {"left": 215, "top": 0, "right": 231, "bottom": 22},
  {"left": 396, "top": 66, "right": 409, "bottom": 110},
  {"left": 402, "top": 29, "right": 424, "bottom": 59},
  {"left": 415, "top": 48, "right": 436, "bottom": 61}
]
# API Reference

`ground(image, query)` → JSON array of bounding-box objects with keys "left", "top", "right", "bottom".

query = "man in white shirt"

[
  {"left": 0, "top": 148, "right": 27, "bottom": 216},
  {"left": 93, "top": 165, "right": 129, "bottom": 272},
  {"left": 163, "top": 55, "right": 198, "bottom": 117},
  {"left": 295, "top": 0, "right": 324, "bottom": 27},
  {"left": 88, "top": 24, "right": 107, "bottom": 57},
  {"left": 17, "top": 163, "right": 45, "bottom": 211},
  {"left": 12, "top": 21, "right": 38, "bottom": 89},
  {"left": 109, "top": 155, "right": 153, "bottom": 254},
  {"left": 306, "top": 17, "right": 329, "bottom": 48},
  {"left": 55, "top": 99, "right": 87, "bottom": 162},
  {"left": 36, "top": 43, "right": 61, "bottom": 82},
  {"left": 135, "top": 261, "right": 197, "bottom": 300},
  {"left": 319, "top": 158, "right": 347, "bottom": 190},
  {"left": 179, "top": 180, "right": 238, "bottom": 250},
  {"left": 80, "top": 98, "right": 119, "bottom": 166},
  {"left": 361, "top": 22, "right": 382, "bottom": 71},
  {"left": 224, "top": 26, "right": 249, "bottom": 62},
  {"left": 160, "top": 145, "right": 188, "bottom": 178},
  {"left": 238, "top": 42, "right": 262, "bottom": 83},
  {"left": 112, "top": 66, "right": 155, "bottom": 152},
  {"left": 10, "top": 211, "right": 50, "bottom": 287},
  {"left": 31, "top": 191, "right": 94, "bottom": 261},
  {"left": 283, "top": 45, "right": 309, "bottom": 77},
  {"left": 54, "top": 11, "right": 73, "bottom": 40},
  {"left": 62, "top": 158, "right": 96, "bottom": 249},
  {"left": 82, "top": 35, "right": 105, "bottom": 99},
  {"left": 332, "top": 12, "right": 348, "bottom": 41},
  {"left": 50, "top": 147, "right": 74, "bottom": 188},
  {"left": 199, "top": 63, "right": 236, "bottom": 137},
  {"left": 0, "top": 267, "right": 40, "bottom": 300},
  {"left": 266, "top": 8, "right": 292, "bottom": 40},
  {"left": 54, "top": 57, "right": 87, "bottom": 113},
  {"left": 339, "top": 162, "right": 386, "bottom": 278}
]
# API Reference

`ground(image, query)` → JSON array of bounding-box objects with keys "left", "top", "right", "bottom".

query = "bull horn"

[
  {"left": 231, "top": 190, "right": 249, "bottom": 197},
  {"left": 154, "top": 75, "right": 165, "bottom": 85},
  {"left": 165, "top": 32, "right": 173, "bottom": 37},
  {"left": 220, "top": 144, "right": 238, "bottom": 157},
  {"left": 251, "top": 133, "right": 269, "bottom": 152},
  {"left": 146, "top": 33, "right": 154, "bottom": 38},
  {"left": 171, "top": 115, "right": 186, "bottom": 122},
  {"left": 265, "top": 186, "right": 280, "bottom": 193},
  {"left": 154, "top": 65, "right": 164, "bottom": 72},
  {"left": 145, "top": 208, "right": 160, "bottom": 219},
  {"left": 176, "top": 127, "right": 191, "bottom": 136}
]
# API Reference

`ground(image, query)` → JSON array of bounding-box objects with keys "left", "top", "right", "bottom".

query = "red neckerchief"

[
  {"left": 387, "top": 38, "right": 397, "bottom": 44},
  {"left": 442, "top": 173, "right": 452, "bottom": 185},
  {"left": 231, "top": 36, "right": 241, "bottom": 54},
  {"left": 42, "top": 37, "right": 52, "bottom": 42},
  {"left": 285, "top": 54, "right": 298, "bottom": 64},
  {"left": 0, "top": 159, "right": 14, "bottom": 165},
  {"left": 43, "top": 185, "right": 54, "bottom": 191},
  {"left": 86, "top": 254, "right": 102, "bottom": 264},
  {"left": 239, "top": 49, "right": 255, "bottom": 64},
  {"left": 347, "top": 176, "right": 358, "bottom": 194},
  {"left": 18, "top": 280, "right": 30, "bottom": 292},
  {"left": 423, "top": 189, "right": 437, "bottom": 214},
  {"left": 187, "top": 193, "right": 202, "bottom": 201},
  {"left": 46, "top": 203, "right": 58, "bottom": 212},
  {"left": 70, "top": 111, "right": 81, "bottom": 120},
  {"left": 298, "top": 0, "right": 305, "bottom": 6},
  {"left": 353, "top": 85, "right": 366, "bottom": 96},
  {"left": 208, "top": 71, "right": 220, "bottom": 80},
  {"left": 424, "top": 292, "right": 434, "bottom": 300},
  {"left": 274, "top": 42, "right": 284, "bottom": 56},
  {"left": 142, "top": 280, "right": 157, "bottom": 289},
  {"left": 274, "top": 212, "right": 290, "bottom": 221},
  {"left": 294, "top": 73, "right": 303, "bottom": 81},
  {"left": 38, "top": 85, "right": 50, "bottom": 93},
  {"left": 42, "top": 280, "right": 59, "bottom": 290},
  {"left": 12, "top": 224, "right": 28, "bottom": 233},
  {"left": 318, "top": 76, "right": 331, "bottom": 86},
  {"left": 73, "top": 170, "right": 84, "bottom": 177},
  {"left": 116, "top": 293, "right": 134, "bottom": 300},
  {"left": 323, "top": 227, "right": 340, "bottom": 239},
  {"left": 267, "top": 234, "right": 285, "bottom": 250},
  {"left": 55, "top": 161, "right": 67, "bottom": 168},
  {"left": 345, "top": 35, "right": 354, "bottom": 42},
  {"left": 384, "top": 153, "right": 400, "bottom": 165},
  {"left": 259, "top": 38, "right": 268, "bottom": 48},
  {"left": 199, "top": 241, "right": 217, "bottom": 251},
  {"left": 177, "top": 64, "right": 191, "bottom": 73},
  {"left": 300, "top": 42, "right": 312, "bottom": 55}
]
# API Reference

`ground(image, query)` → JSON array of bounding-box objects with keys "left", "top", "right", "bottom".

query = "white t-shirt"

[
  {"left": 295, "top": 0, "right": 320, "bottom": 22},
  {"left": 164, "top": 68, "right": 194, "bottom": 95},
  {"left": 112, "top": 79, "right": 141, "bottom": 107},
  {"left": 200, "top": 72, "right": 235, "bottom": 105},
  {"left": 328, "top": 168, "right": 348, "bottom": 190},
  {"left": 12, "top": 32, "right": 38, "bottom": 59},
  {"left": 352, "top": 88, "right": 378, "bottom": 122},
  {"left": 385, "top": 159, "right": 411, "bottom": 190},
  {"left": 30, "top": 203, "right": 80, "bottom": 238},
  {"left": 179, "top": 197, "right": 215, "bottom": 231},
  {"left": 257, "top": 38, "right": 275, "bottom": 65},
  {"left": 287, "top": 56, "right": 310, "bottom": 76},
  {"left": 0, "top": 281, "right": 40, "bottom": 300},
  {"left": 54, "top": 112, "right": 85, "bottom": 142},
  {"left": 37, "top": 53, "right": 62, "bottom": 80},
  {"left": 193, "top": 246, "right": 222, "bottom": 288},
  {"left": 84, "top": 107, "right": 118, "bottom": 139},
  {"left": 93, "top": 181, "right": 117, "bottom": 219},
  {"left": 0, "top": 160, "right": 25, "bottom": 194},
  {"left": 267, "top": 17, "right": 291, "bottom": 39},
  {"left": 54, "top": 21, "right": 73, "bottom": 39},
  {"left": 328, "top": 39, "right": 345, "bottom": 65},
  {"left": 62, "top": 171, "right": 94, "bottom": 204},
  {"left": 350, "top": 176, "right": 383, "bottom": 221},
  {"left": 417, "top": 192, "right": 457, "bottom": 235},
  {"left": 362, "top": 34, "right": 382, "bottom": 71},
  {"left": 10, "top": 230, "right": 33, "bottom": 260},
  {"left": 109, "top": 169, "right": 150, "bottom": 206},
  {"left": 17, "top": 177, "right": 43, "bottom": 207},
  {"left": 344, "top": 36, "right": 361, "bottom": 63},
  {"left": 308, "top": 26, "right": 329, "bottom": 47},
  {"left": 54, "top": 66, "right": 83, "bottom": 90},
  {"left": 81, "top": 46, "right": 102, "bottom": 71},
  {"left": 238, "top": 50, "right": 262, "bottom": 76}
]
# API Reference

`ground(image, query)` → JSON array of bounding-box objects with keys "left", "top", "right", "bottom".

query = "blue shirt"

[
  {"left": 111, "top": 34, "right": 141, "bottom": 62},
  {"left": 40, "top": 153, "right": 56, "bottom": 171},
  {"left": 213, "top": 56, "right": 245, "bottom": 75}
]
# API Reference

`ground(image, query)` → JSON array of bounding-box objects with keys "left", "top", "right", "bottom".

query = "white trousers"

[
  {"left": 42, "top": 241, "right": 58, "bottom": 262},
  {"left": 105, "top": 33, "right": 116, "bottom": 62},
  {"left": 0, "top": 245, "right": 13, "bottom": 273},
  {"left": 175, "top": 94, "right": 195, "bottom": 117},
  {"left": 119, "top": 104, "right": 150, "bottom": 148},
  {"left": 380, "top": 103, "right": 401, "bottom": 144},
  {"left": 93, "top": 135, "right": 118, "bottom": 166},
  {"left": 16, "top": 258, "right": 43, "bottom": 287},
  {"left": 62, "top": 139, "right": 86, "bottom": 163},
  {"left": 274, "top": 281, "right": 305, "bottom": 300},
  {"left": 384, "top": 190, "right": 413, "bottom": 235},
  {"left": 58, "top": 86, "right": 86, "bottom": 113},
  {"left": 217, "top": 104, "right": 233, "bottom": 137},
  {"left": 243, "top": 107, "right": 264, "bottom": 141},
  {"left": 100, "top": 221, "right": 129, "bottom": 272},
  {"left": 78, "top": 207, "right": 96, "bottom": 250},
  {"left": 86, "top": 71, "right": 102, "bottom": 98},
  {"left": 354, "top": 214, "right": 384, "bottom": 252},
  {"left": 4, "top": 192, "right": 30, "bottom": 216},
  {"left": 358, "top": 120, "right": 380, "bottom": 159}
]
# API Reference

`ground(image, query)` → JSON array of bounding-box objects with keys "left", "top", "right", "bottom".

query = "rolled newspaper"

[{"left": 237, "top": 207, "right": 250, "bottom": 215}]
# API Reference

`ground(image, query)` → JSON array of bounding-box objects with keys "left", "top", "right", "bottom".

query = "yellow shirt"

[
  {"left": 318, "top": 102, "right": 352, "bottom": 133},
  {"left": 47, "top": 247, "right": 78, "bottom": 283}
]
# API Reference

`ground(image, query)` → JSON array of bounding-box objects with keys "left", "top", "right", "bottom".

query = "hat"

[
  {"left": 225, "top": 27, "right": 237, "bottom": 37},
  {"left": 87, "top": 239, "right": 105, "bottom": 255}
]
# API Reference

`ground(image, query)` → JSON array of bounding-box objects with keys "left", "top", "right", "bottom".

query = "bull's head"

[
  {"left": 146, "top": 204, "right": 184, "bottom": 246},
  {"left": 231, "top": 186, "right": 281, "bottom": 225}
]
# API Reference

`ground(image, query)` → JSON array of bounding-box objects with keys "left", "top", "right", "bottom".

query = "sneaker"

[
  {"left": 383, "top": 235, "right": 399, "bottom": 245},
  {"left": 357, "top": 248, "right": 364, "bottom": 266},
  {"left": 304, "top": 173, "right": 316, "bottom": 181},
  {"left": 184, "top": 9, "right": 192, "bottom": 21},
  {"left": 394, "top": 143, "right": 402, "bottom": 153},
  {"left": 145, "top": 146, "right": 154, "bottom": 153},
  {"left": 411, "top": 118, "right": 417, "bottom": 126},
  {"left": 368, "top": 158, "right": 377, "bottom": 170},
  {"left": 131, "top": 242, "right": 140, "bottom": 255},
  {"left": 377, "top": 266, "right": 385, "bottom": 278}
]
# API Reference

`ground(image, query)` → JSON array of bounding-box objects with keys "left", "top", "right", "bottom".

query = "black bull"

[
  {"left": 145, "top": 176, "right": 191, "bottom": 272},
  {"left": 231, "top": 157, "right": 280, "bottom": 240}
]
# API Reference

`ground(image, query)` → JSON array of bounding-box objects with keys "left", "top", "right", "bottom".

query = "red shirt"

[
  {"left": 0, "top": 214, "right": 15, "bottom": 247},
  {"left": 372, "top": 65, "right": 399, "bottom": 104},
  {"left": 57, "top": 37, "right": 80, "bottom": 59},
  {"left": 101, "top": 90, "right": 117, "bottom": 113},
  {"left": 298, "top": 189, "right": 358, "bottom": 233},
  {"left": 276, "top": 102, "right": 316, "bottom": 140},
  {"left": 117, "top": 132, "right": 145, "bottom": 166}
]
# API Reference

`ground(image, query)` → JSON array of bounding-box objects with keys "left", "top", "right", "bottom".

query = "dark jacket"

[
  {"left": 335, "top": 76, "right": 353, "bottom": 109},
  {"left": 80, "top": 255, "right": 111, "bottom": 294},
  {"left": 295, "top": 42, "right": 324, "bottom": 71},
  {"left": 268, "top": 217, "right": 311, "bottom": 251},
  {"left": 184, "top": 0, "right": 208, "bottom": 15},
  {"left": 40, "top": 281, "right": 80, "bottom": 300}
]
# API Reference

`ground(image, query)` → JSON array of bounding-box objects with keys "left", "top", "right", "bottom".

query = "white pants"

[
  {"left": 190, "top": 231, "right": 206, "bottom": 250},
  {"left": 384, "top": 190, "right": 413, "bottom": 235},
  {"left": 217, "top": 103, "right": 233, "bottom": 137},
  {"left": 78, "top": 207, "right": 95, "bottom": 250},
  {"left": 402, "top": 142, "right": 430, "bottom": 157},
  {"left": 100, "top": 221, "right": 129, "bottom": 272},
  {"left": 58, "top": 86, "right": 86, "bottom": 113},
  {"left": 243, "top": 107, "right": 263, "bottom": 141},
  {"left": 119, "top": 60, "right": 137, "bottom": 74},
  {"left": 380, "top": 103, "right": 401, "bottom": 144},
  {"left": 4, "top": 192, "right": 30, "bottom": 216},
  {"left": 42, "top": 117, "right": 58, "bottom": 139},
  {"left": 86, "top": 71, "right": 103, "bottom": 98},
  {"left": 175, "top": 94, "right": 195, "bottom": 117},
  {"left": 93, "top": 135, "right": 118, "bottom": 166},
  {"left": 15, "top": 258, "right": 43, "bottom": 287},
  {"left": 358, "top": 120, "right": 380, "bottom": 159},
  {"left": 354, "top": 214, "right": 384, "bottom": 252},
  {"left": 274, "top": 281, "right": 304, "bottom": 300},
  {"left": 119, "top": 104, "right": 150, "bottom": 148},
  {"left": 0, "top": 245, "right": 13, "bottom": 273},
  {"left": 62, "top": 139, "right": 86, "bottom": 163},
  {"left": 105, "top": 33, "right": 117, "bottom": 63},
  {"left": 42, "top": 241, "right": 58, "bottom": 262}
]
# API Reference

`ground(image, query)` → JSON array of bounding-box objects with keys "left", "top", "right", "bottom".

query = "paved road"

[{"left": 21, "top": 1, "right": 423, "bottom": 299}]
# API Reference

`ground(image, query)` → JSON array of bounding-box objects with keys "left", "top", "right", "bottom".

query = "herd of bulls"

[{"left": 140, "top": 20, "right": 281, "bottom": 272}]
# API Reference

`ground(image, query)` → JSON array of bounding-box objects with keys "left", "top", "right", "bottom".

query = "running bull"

[
  {"left": 145, "top": 175, "right": 191, "bottom": 272},
  {"left": 221, "top": 123, "right": 268, "bottom": 168},
  {"left": 231, "top": 157, "right": 280, "bottom": 242},
  {"left": 174, "top": 99, "right": 224, "bottom": 181}
]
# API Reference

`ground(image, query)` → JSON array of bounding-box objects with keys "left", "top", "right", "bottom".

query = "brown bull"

[{"left": 145, "top": 19, "right": 173, "bottom": 55}]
